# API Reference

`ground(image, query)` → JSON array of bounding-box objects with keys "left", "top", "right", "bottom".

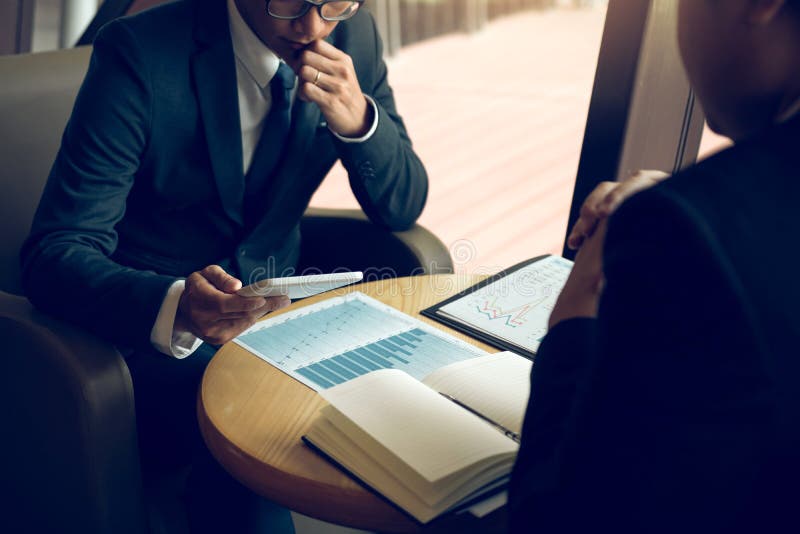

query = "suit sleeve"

[
  {"left": 509, "top": 187, "right": 774, "bottom": 533},
  {"left": 20, "top": 20, "right": 177, "bottom": 350},
  {"left": 334, "top": 14, "right": 428, "bottom": 231}
]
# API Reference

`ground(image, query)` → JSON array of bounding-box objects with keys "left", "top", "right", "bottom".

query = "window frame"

[
  {"left": 0, "top": 0, "right": 35, "bottom": 55},
  {"left": 562, "top": 0, "right": 705, "bottom": 259}
]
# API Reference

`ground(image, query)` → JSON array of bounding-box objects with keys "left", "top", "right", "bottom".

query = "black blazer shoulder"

[
  {"left": 612, "top": 115, "right": 800, "bottom": 363},
  {"left": 94, "top": 0, "right": 198, "bottom": 65}
]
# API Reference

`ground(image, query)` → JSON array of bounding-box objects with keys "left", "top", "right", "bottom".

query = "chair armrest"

[
  {"left": 0, "top": 292, "right": 147, "bottom": 534},
  {"left": 298, "top": 207, "right": 453, "bottom": 276}
]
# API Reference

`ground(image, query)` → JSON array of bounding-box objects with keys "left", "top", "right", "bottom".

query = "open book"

[{"left": 303, "top": 351, "right": 532, "bottom": 524}]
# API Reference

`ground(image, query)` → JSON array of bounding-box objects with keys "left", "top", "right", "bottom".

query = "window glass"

[
  {"left": 312, "top": 0, "right": 609, "bottom": 273},
  {"left": 31, "top": 0, "right": 166, "bottom": 52},
  {"left": 31, "top": 0, "right": 61, "bottom": 52}
]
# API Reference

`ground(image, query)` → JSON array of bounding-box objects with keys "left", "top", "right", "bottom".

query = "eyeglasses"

[{"left": 267, "top": 0, "right": 364, "bottom": 22}]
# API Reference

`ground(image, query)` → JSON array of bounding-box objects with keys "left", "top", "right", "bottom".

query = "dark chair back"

[
  {"left": 0, "top": 46, "right": 92, "bottom": 294},
  {"left": 0, "top": 46, "right": 151, "bottom": 534}
]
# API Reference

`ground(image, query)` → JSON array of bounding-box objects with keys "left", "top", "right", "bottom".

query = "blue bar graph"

[{"left": 235, "top": 293, "right": 488, "bottom": 391}]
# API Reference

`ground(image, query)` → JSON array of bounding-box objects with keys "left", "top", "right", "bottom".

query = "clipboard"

[{"left": 421, "top": 255, "right": 570, "bottom": 360}]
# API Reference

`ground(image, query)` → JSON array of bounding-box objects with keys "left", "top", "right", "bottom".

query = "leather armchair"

[{"left": 0, "top": 46, "right": 451, "bottom": 533}]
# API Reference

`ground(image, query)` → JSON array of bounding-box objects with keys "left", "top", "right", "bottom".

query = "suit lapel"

[{"left": 192, "top": 0, "right": 244, "bottom": 226}]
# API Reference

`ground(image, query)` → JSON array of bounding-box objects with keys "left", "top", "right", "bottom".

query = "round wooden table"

[{"left": 197, "top": 275, "right": 493, "bottom": 532}]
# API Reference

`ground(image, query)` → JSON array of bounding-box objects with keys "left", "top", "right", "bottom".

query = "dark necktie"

[
  {"left": 243, "top": 62, "right": 296, "bottom": 225},
  {"left": 266, "top": 61, "right": 295, "bottom": 136}
]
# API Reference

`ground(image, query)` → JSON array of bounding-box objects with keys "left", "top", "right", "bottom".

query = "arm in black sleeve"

[
  {"left": 20, "top": 20, "right": 177, "bottom": 350},
  {"left": 509, "top": 186, "right": 774, "bottom": 533},
  {"left": 508, "top": 317, "right": 597, "bottom": 532},
  {"left": 334, "top": 13, "right": 428, "bottom": 231}
]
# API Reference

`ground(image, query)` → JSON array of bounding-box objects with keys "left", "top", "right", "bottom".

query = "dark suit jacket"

[
  {"left": 509, "top": 115, "right": 800, "bottom": 533},
  {"left": 21, "top": 0, "right": 427, "bottom": 350}
]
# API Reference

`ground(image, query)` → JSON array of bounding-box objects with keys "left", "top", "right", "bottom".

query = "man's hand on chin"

[
  {"left": 174, "top": 265, "right": 291, "bottom": 346},
  {"left": 292, "top": 39, "right": 372, "bottom": 137}
]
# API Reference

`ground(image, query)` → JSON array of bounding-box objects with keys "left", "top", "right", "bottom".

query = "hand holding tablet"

[{"left": 237, "top": 271, "right": 364, "bottom": 300}]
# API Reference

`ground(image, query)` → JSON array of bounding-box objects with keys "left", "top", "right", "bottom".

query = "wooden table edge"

[{"left": 198, "top": 274, "right": 491, "bottom": 532}]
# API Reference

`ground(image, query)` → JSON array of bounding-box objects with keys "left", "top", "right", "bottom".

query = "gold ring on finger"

[{"left": 313, "top": 69, "right": 321, "bottom": 86}]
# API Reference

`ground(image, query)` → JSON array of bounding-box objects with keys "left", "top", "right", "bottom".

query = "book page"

[
  {"left": 437, "top": 255, "right": 572, "bottom": 353},
  {"left": 319, "top": 369, "right": 518, "bottom": 485},
  {"left": 422, "top": 352, "right": 532, "bottom": 435}
]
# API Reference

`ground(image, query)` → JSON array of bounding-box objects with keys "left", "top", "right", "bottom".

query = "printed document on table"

[
  {"left": 234, "top": 292, "right": 488, "bottom": 392},
  {"left": 437, "top": 255, "right": 573, "bottom": 354}
]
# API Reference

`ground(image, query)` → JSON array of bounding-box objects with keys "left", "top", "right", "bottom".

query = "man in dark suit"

[
  {"left": 510, "top": 0, "right": 800, "bottom": 532},
  {"left": 21, "top": 0, "right": 427, "bottom": 531}
]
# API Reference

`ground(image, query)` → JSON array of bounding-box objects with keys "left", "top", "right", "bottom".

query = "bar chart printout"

[{"left": 234, "top": 292, "right": 488, "bottom": 392}]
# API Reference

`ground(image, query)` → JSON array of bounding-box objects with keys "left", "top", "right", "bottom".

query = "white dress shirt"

[{"left": 150, "top": 0, "right": 379, "bottom": 357}]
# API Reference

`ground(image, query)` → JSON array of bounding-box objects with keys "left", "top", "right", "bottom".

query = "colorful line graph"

[
  {"left": 437, "top": 256, "right": 573, "bottom": 353},
  {"left": 476, "top": 295, "right": 549, "bottom": 328}
]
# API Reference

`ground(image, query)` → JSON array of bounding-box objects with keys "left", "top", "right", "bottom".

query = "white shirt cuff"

[
  {"left": 330, "top": 94, "right": 379, "bottom": 143},
  {"left": 150, "top": 279, "right": 203, "bottom": 359}
]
